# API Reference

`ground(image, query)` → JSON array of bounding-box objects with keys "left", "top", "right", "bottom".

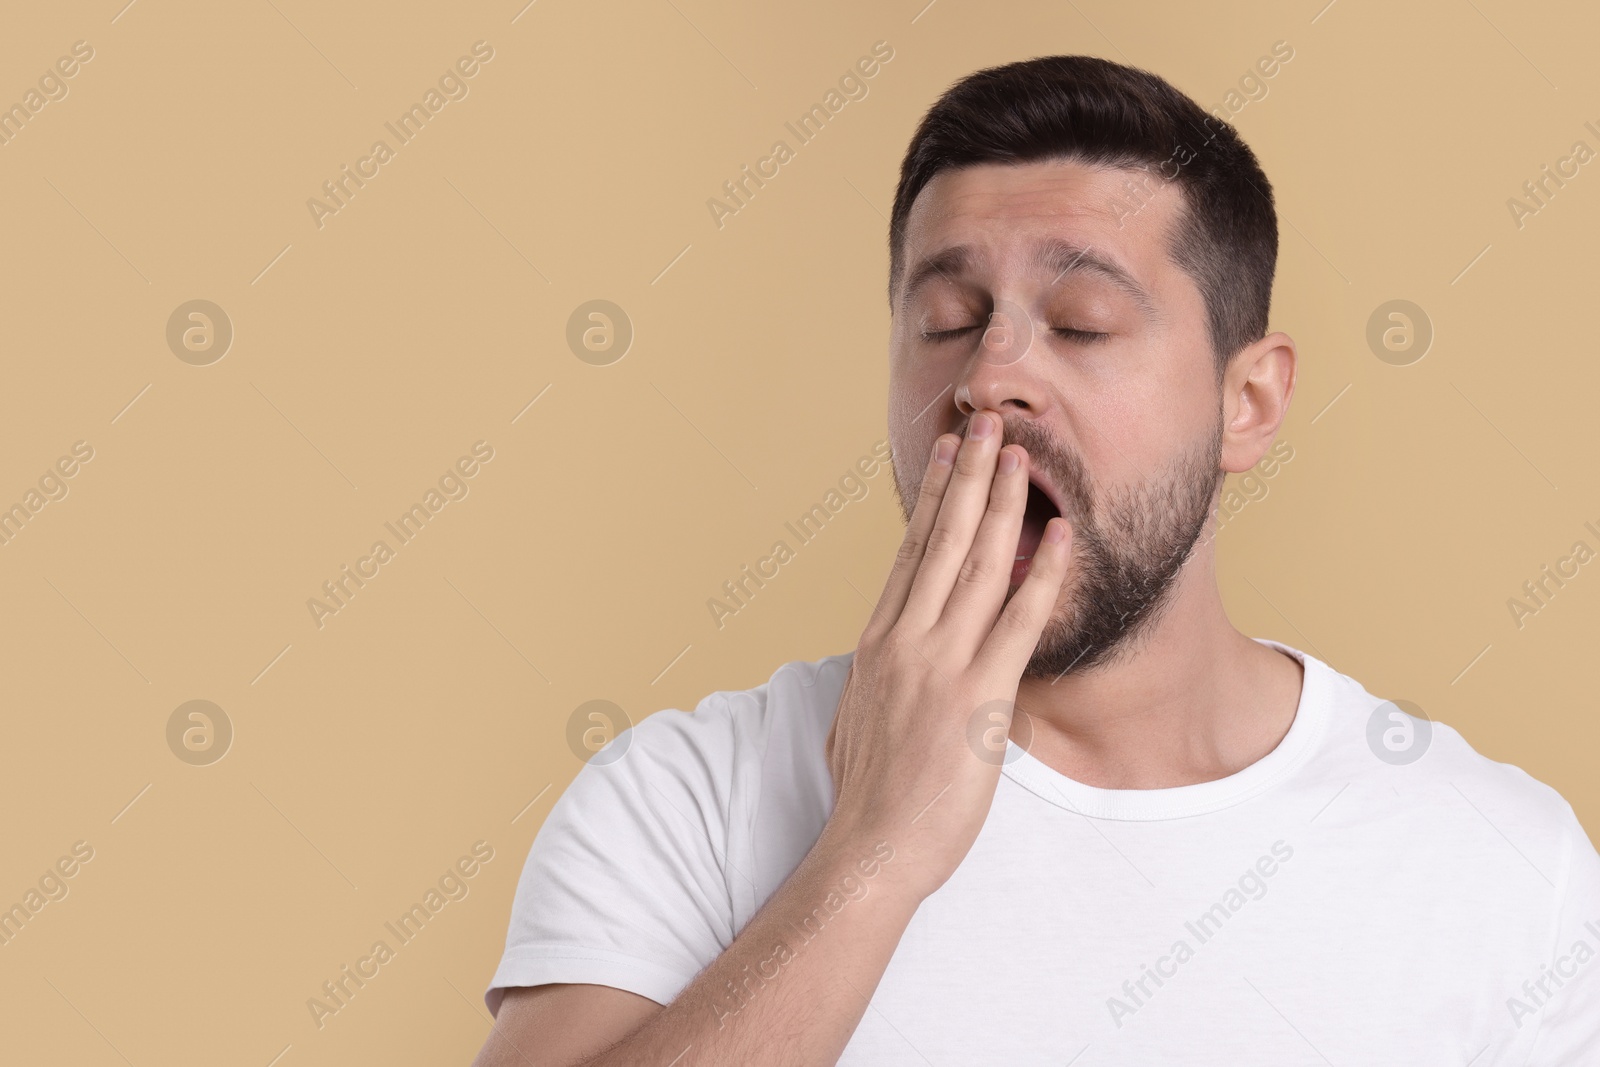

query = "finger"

[
  {"left": 933, "top": 443, "right": 1030, "bottom": 653},
  {"left": 898, "top": 410, "right": 1005, "bottom": 633},
  {"left": 975, "top": 515, "right": 1073, "bottom": 680},
  {"left": 861, "top": 432, "right": 959, "bottom": 644}
]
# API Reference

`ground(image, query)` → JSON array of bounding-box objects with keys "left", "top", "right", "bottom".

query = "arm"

[
  {"left": 473, "top": 985, "right": 658, "bottom": 1067},
  {"left": 475, "top": 823, "right": 921, "bottom": 1066},
  {"left": 474, "top": 410, "right": 1071, "bottom": 1066}
]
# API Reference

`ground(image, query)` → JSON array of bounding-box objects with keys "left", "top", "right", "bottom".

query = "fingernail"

[
  {"left": 1044, "top": 518, "right": 1066, "bottom": 544},
  {"left": 997, "top": 449, "right": 1019, "bottom": 475},
  {"left": 969, "top": 413, "right": 993, "bottom": 439},
  {"left": 933, "top": 435, "right": 957, "bottom": 465}
]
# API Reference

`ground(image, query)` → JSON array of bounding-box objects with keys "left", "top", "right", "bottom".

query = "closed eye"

[
  {"left": 920, "top": 325, "right": 1110, "bottom": 344},
  {"left": 921, "top": 326, "right": 980, "bottom": 342}
]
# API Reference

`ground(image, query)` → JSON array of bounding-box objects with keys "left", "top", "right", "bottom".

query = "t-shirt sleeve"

[
  {"left": 1523, "top": 803, "right": 1600, "bottom": 1063},
  {"left": 484, "top": 698, "right": 742, "bottom": 1016}
]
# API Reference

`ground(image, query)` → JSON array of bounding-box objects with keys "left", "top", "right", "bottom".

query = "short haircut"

[{"left": 888, "top": 55, "right": 1279, "bottom": 379}]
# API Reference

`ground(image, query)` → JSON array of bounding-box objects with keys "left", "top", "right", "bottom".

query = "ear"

[{"left": 1219, "top": 331, "right": 1296, "bottom": 475}]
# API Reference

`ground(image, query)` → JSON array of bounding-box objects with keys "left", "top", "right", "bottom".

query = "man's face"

[{"left": 888, "top": 159, "right": 1226, "bottom": 678}]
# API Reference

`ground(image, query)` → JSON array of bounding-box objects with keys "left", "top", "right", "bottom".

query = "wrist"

[{"left": 808, "top": 819, "right": 927, "bottom": 914}]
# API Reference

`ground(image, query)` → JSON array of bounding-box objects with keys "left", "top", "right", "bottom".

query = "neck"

[{"left": 1013, "top": 542, "right": 1303, "bottom": 790}]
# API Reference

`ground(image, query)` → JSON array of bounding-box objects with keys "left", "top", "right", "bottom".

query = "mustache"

[{"left": 956, "top": 414, "right": 1095, "bottom": 524}]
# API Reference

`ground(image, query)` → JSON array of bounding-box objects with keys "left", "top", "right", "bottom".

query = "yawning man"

[{"left": 475, "top": 55, "right": 1600, "bottom": 1065}]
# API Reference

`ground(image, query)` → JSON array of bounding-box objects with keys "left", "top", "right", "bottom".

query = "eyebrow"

[{"left": 899, "top": 238, "right": 1157, "bottom": 316}]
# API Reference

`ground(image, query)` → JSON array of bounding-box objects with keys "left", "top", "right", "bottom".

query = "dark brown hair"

[{"left": 889, "top": 55, "right": 1278, "bottom": 377}]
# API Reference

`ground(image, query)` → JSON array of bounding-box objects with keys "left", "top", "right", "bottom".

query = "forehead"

[{"left": 899, "top": 159, "right": 1186, "bottom": 296}]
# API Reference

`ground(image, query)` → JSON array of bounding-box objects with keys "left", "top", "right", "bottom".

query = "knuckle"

[
  {"left": 956, "top": 552, "right": 998, "bottom": 587},
  {"left": 895, "top": 534, "right": 925, "bottom": 568},
  {"left": 952, "top": 444, "right": 987, "bottom": 478},
  {"left": 994, "top": 598, "right": 1035, "bottom": 636},
  {"left": 881, "top": 623, "right": 918, "bottom": 663},
  {"left": 923, "top": 524, "right": 962, "bottom": 559},
  {"left": 985, "top": 493, "right": 1018, "bottom": 532}
]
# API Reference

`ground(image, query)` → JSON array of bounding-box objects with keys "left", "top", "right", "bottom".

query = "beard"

[{"left": 894, "top": 409, "right": 1225, "bottom": 680}]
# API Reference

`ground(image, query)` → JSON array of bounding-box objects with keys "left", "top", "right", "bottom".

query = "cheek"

[
  {"left": 1084, "top": 318, "right": 1215, "bottom": 453},
  {"left": 889, "top": 429, "right": 936, "bottom": 500},
  {"left": 1069, "top": 373, "right": 1184, "bottom": 485},
  {"left": 887, "top": 337, "right": 961, "bottom": 428}
]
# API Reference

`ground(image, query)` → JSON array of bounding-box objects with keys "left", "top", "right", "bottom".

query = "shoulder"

[
  {"left": 585, "top": 650, "right": 851, "bottom": 830},
  {"left": 559, "top": 649, "right": 849, "bottom": 919},
  {"left": 1309, "top": 651, "right": 1592, "bottom": 872},
  {"left": 1427, "top": 718, "right": 1582, "bottom": 827},
  {"left": 1421, "top": 717, "right": 1599, "bottom": 909},
  {"left": 488, "top": 652, "right": 850, "bottom": 1015},
  {"left": 620, "top": 649, "right": 854, "bottom": 768}
]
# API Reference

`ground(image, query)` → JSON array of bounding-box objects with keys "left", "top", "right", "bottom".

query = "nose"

[{"left": 953, "top": 299, "right": 1052, "bottom": 425}]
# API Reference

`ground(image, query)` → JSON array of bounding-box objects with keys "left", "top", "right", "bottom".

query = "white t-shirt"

[{"left": 487, "top": 639, "right": 1600, "bottom": 1064}]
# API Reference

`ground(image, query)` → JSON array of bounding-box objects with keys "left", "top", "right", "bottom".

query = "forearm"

[{"left": 585, "top": 827, "right": 919, "bottom": 1067}]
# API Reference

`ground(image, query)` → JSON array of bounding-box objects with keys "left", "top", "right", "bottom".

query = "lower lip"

[{"left": 1011, "top": 555, "right": 1033, "bottom": 587}]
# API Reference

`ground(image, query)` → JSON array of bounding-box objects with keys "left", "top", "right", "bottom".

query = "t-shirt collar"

[{"left": 999, "top": 639, "right": 1330, "bottom": 821}]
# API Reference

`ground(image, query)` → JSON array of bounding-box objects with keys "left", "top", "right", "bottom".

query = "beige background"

[{"left": 1, "top": 0, "right": 1596, "bottom": 1062}]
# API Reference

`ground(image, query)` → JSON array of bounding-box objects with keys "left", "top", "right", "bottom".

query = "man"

[{"left": 475, "top": 56, "right": 1600, "bottom": 1064}]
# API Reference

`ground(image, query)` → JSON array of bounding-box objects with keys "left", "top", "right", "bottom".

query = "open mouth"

[{"left": 1015, "top": 476, "right": 1063, "bottom": 564}]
